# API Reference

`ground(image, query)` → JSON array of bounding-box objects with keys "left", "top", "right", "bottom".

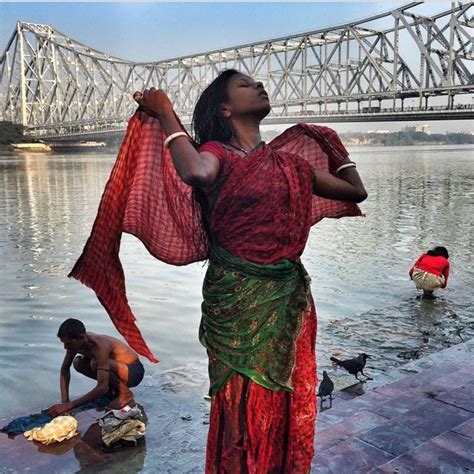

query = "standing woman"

[
  {"left": 134, "top": 70, "right": 367, "bottom": 472},
  {"left": 71, "top": 69, "right": 367, "bottom": 472}
]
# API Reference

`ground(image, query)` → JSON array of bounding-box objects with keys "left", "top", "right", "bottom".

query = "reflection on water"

[{"left": 0, "top": 145, "right": 473, "bottom": 418}]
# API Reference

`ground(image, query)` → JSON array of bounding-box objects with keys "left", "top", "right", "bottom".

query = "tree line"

[{"left": 340, "top": 130, "right": 474, "bottom": 146}]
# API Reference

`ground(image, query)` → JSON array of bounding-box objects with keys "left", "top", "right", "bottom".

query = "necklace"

[{"left": 226, "top": 140, "right": 265, "bottom": 156}]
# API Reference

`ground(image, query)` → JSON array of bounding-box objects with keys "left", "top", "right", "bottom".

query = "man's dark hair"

[
  {"left": 192, "top": 69, "right": 240, "bottom": 146},
  {"left": 57, "top": 318, "right": 86, "bottom": 338}
]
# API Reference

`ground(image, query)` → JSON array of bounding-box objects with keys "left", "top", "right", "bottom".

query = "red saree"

[
  {"left": 205, "top": 300, "right": 317, "bottom": 473},
  {"left": 69, "top": 110, "right": 362, "bottom": 471}
]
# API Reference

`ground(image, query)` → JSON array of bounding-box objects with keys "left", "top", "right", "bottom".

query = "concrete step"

[
  {"left": 312, "top": 360, "right": 474, "bottom": 473},
  {"left": 373, "top": 419, "right": 474, "bottom": 473}
]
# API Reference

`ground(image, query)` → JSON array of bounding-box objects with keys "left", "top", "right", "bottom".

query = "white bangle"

[
  {"left": 336, "top": 162, "right": 356, "bottom": 173},
  {"left": 164, "top": 131, "right": 189, "bottom": 148}
]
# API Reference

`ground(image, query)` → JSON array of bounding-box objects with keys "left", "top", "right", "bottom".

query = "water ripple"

[{"left": 0, "top": 145, "right": 473, "bottom": 417}]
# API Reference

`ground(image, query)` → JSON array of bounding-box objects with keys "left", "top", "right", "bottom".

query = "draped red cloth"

[
  {"left": 198, "top": 132, "right": 359, "bottom": 264},
  {"left": 198, "top": 133, "right": 360, "bottom": 472},
  {"left": 206, "top": 300, "right": 318, "bottom": 473},
  {"left": 69, "top": 110, "right": 361, "bottom": 363},
  {"left": 69, "top": 110, "right": 362, "bottom": 471},
  {"left": 69, "top": 111, "right": 206, "bottom": 362}
]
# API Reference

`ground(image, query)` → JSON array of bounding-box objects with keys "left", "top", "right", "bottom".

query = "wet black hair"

[
  {"left": 57, "top": 318, "right": 86, "bottom": 339},
  {"left": 192, "top": 69, "right": 240, "bottom": 146},
  {"left": 427, "top": 246, "right": 449, "bottom": 259}
]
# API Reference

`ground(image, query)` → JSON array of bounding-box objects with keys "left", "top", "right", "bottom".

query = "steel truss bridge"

[{"left": 0, "top": 2, "right": 473, "bottom": 139}]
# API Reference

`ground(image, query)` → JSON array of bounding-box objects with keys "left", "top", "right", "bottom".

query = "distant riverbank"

[
  {"left": 259, "top": 129, "right": 474, "bottom": 147},
  {"left": 340, "top": 130, "right": 474, "bottom": 147},
  {"left": 342, "top": 140, "right": 474, "bottom": 147},
  {"left": 0, "top": 121, "right": 122, "bottom": 153},
  {"left": 2, "top": 120, "right": 473, "bottom": 152}
]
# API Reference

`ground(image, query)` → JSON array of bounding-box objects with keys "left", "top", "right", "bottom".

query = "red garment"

[
  {"left": 69, "top": 111, "right": 362, "bottom": 362},
  {"left": 199, "top": 141, "right": 313, "bottom": 263},
  {"left": 199, "top": 127, "right": 360, "bottom": 264},
  {"left": 70, "top": 110, "right": 362, "bottom": 472},
  {"left": 198, "top": 133, "right": 359, "bottom": 471},
  {"left": 206, "top": 299, "right": 317, "bottom": 473},
  {"left": 409, "top": 254, "right": 450, "bottom": 287},
  {"left": 69, "top": 112, "right": 207, "bottom": 363}
]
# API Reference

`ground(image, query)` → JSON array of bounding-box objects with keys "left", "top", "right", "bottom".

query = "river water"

[{"left": 0, "top": 144, "right": 473, "bottom": 419}]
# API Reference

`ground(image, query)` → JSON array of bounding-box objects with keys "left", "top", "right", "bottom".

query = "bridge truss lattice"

[{"left": 0, "top": 1, "right": 473, "bottom": 138}]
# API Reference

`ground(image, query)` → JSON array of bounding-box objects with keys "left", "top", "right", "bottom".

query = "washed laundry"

[
  {"left": 24, "top": 416, "right": 79, "bottom": 445},
  {"left": 101, "top": 419, "right": 145, "bottom": 447},
  {"left": 1, "top": 395, "right": 110, "bottom": 436},
  {"left": 99, "top": 404, "right": 146, "bottom": 447}
]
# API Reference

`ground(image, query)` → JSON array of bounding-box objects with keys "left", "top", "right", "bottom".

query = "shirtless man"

[{"left": 47, "top": 318, "right": 145, "bottom": 417}]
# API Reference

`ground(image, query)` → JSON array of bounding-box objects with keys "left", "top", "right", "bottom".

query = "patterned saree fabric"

[
  {"left": 206, "top": 299, "right": 318, "bottom": 473},
  {"left": 69, "top": 110, "right": 362, "bottom": 362},
  {"left": 200, "top": 245, "right": 311, "bottom": 394},
  {"left": 198, "top": 127, "right": 361, "bottom": 265},
  {"left": 69, "top": 112, "right": 206, "bottom": 362}
]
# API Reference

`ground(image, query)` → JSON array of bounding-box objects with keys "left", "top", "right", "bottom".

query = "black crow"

[
  {"left": 330, "top": 353, "right": 372, "bottom": 381},
  {"left": 317, "top": 371, "right": 334, "bottom": 409}
]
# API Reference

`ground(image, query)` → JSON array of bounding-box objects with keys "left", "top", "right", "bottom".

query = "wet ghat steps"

[
  {"left": 0, "top": 361, "right": 211, "bottom": 473},
  {"left": 1, "top": 344, "right": 472, "bottom": 472},
  {"left": 312, "top": 361, "right": 474, "bottom": 473}
]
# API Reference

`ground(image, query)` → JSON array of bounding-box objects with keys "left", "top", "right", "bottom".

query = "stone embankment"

[{"left": 1, "top": 340, "right": 472, "bottom": 473}]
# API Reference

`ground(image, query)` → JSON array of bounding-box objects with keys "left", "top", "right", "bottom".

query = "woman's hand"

[
  {"left": 133, "top": 88, "right": 174, "bottom": 119},
  {"left": 133, "top": 87, "right": 219, "bottom": 186}
]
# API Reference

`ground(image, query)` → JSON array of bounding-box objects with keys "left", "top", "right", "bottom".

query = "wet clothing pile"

[
  {"left": 24, "top": 416, "right": 79, "bottom": 445},
  {"left": 99, "top": 405, "right": 146, "bottom": 447},
  {"left": 1, "top": 395, "right": 110, "bottom": 436}
]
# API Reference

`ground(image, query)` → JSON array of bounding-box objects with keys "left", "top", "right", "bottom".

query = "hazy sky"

[
  {"left": 0, "top": 2, "right": 471, "bottom": 133},
  {"left": 0, "top": 2, "right": 450, "bottom": 62}
]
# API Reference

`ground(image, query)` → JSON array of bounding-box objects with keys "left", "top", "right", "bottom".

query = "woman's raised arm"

[
  {"left": 313, "top": 160, "right": 368, "bottom": 203},
  {"left": 134, "top": 88, "right": 220, "bottom": 187}
]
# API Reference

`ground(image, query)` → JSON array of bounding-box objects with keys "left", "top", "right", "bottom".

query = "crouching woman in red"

[{"left": 409, "top": 246, "right": 450, "bottom": 299}]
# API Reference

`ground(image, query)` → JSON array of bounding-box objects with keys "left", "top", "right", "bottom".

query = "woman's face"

[{"left": 222, "top": 73, "right": 271, "bottom": 120}]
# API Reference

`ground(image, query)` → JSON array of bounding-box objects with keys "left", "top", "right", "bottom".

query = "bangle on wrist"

[
  {"left": 164, "top": 131, "right": 189, "bottom": 148},
  {"left": 336, "top": 162, "right": 356, "bottom": 174}
]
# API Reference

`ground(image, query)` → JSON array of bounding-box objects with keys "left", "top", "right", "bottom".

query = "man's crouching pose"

[{"left": 47, "top": 318, "right": 145, "bottom": 417}]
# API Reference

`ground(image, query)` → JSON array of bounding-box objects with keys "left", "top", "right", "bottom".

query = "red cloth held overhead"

[
  {"left": 68, "top": 112, "right": 207, "bottom": 363},
  {"left": 69, "top": 111, "right": 361, "bottom": 362}
]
